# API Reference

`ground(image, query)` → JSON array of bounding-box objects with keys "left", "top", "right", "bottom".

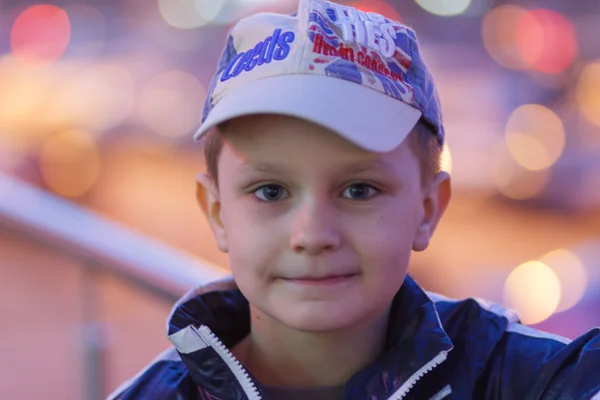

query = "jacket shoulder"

[
  {"left": 426, "top": 291, "right": 519, "bottom": 340},
  {"left": 107, "top": 347, "right": 192, "bottom": 400},
  {"left": 483, "top": 325, "right": 600, "bottom": 399},
  {"left": 426, "top": 291, "right": 600, "bottom": 399}
]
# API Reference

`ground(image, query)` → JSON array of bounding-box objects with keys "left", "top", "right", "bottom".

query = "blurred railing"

[
  {"left": 0, "top": 172, "right": 228, "bottom": 300},
  {"left": 0, "top": 172, "right": 228, "bottom": 400}
]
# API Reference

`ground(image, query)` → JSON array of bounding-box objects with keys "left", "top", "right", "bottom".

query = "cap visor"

[{"left": 195, "top": 74, "right": 422, "bottom": 153}]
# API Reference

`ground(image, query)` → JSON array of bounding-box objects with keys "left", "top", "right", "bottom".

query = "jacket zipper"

[
  {"left": 195, "top": 324, "right": 447, "bottom": 400},
  {"left": 195, "top": 325, "right": 263, "bottom": 400},
  {"left": 386, "top": 351, "right": 449, "bottom": 400}
]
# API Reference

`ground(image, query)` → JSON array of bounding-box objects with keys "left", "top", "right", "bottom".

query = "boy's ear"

[
  {"left": 196, "top": 173, "right": 228, "bottom": 253},
  {"left": 413, "top": 171, "right": 451, "bottom": 252}
]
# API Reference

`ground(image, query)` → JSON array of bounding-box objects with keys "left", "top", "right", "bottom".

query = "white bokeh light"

[
  {"left": 540, "top": 249, "right": 588, "bottom": 313},
  {"left": 139, "top": 70, "right": 206, "bottom": 138},
  {"left": 441, "top": 143, "right": 452, "bottom": 174},
  {"left": 504, "top": 261, "right": 561, "bottom": 325},
  {"left": 414, "top": 0, "right": 472, "bottom": 17},
  {"left": 158, "top": 0, "right": 225, "bottom": 29},
  {"left": 504, "top": 104, "right": 565, "bottom": 171}
]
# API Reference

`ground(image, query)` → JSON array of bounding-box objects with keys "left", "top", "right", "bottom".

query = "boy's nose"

[{"left": 289, "top": 199, "right": 341, "bottom": 255}]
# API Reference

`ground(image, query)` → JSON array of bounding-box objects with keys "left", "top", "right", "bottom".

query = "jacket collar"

[{"left": 167, "top": 275, "right": 453, "bottom": 398}]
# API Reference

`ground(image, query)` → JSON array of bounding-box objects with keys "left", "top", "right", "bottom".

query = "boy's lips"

[{"left": 281, "top": 273, "right": 359, "bottom": 286}]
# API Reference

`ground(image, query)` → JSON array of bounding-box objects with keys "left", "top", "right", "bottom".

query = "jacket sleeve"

[{"left": 479, "top": 323, "right": 600, "bottom": 400}]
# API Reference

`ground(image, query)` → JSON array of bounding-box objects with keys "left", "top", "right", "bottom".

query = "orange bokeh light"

[
  {"left": 576, "top": 61, "right": 600, "bottom": 127},
  {"left": 350, "top": 0, "right": 402, "bottom": 22},
  {"left": 11, "top": 5, "right": 71, "bottom": 67},
  {"left": 39, "top": 130, "right": 101, "bottom": 198},
  {"left": 482, "top": 5, "right": 529, "bottom": 70},
  {"left": 516, "top": 9, "right": 577, "bottom": 74}
]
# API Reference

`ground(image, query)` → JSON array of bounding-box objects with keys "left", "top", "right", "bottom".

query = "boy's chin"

[{"left": 272, "top": 305, "right": 373, "bottom": 333}]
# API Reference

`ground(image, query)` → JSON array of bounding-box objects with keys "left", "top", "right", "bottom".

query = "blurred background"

[{"left": 1, "top": 0, "right": 599, "bottom": 398}]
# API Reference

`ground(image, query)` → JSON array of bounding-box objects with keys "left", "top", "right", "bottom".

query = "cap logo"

[
  {"left": 312, "top": 32, "right": 404, "bottom": 82},
  {"left": 307, "top": 1, "right": 414, "bottom": 103},
  {"left": 327, "top": 4, "right": 397, "bottom": 59},
  {"left": 221, "top": 28, "right": 296, "bottom": 82}
]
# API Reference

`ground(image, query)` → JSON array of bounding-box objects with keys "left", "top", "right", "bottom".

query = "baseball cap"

[{"left": 194, "top": 0, "right": 445, "bottom": 152}]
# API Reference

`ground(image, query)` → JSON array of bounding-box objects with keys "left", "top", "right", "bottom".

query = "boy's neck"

[{"left": 231, "top": 305, "right": 391, "bottom": 389}]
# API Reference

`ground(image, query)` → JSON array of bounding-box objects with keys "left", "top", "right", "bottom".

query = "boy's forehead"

[
  {"left": 221, "top": 114, "right": 381, "bottom": 155},
  {"left": 223, "top": 114, "right": 351, "bottom": 145},
  {"left": 218, "top": 115, "right": 415, "bottom": 175}
]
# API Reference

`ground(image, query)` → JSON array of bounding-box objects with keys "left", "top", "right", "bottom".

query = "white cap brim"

[{"left": 194, "top": 74, "right": 422, "bottom": 153}]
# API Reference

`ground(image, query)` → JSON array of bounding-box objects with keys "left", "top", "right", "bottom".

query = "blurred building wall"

[{"left": 1, "top": 231, "right": 173, "bottom": 399}]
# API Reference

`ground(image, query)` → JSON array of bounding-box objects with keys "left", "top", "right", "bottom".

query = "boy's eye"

[
  {"left": 253, "top": 184, "right": 288, "bottom": 202},
  {"left": 342, "top": 183, "right": 379, "bottom": 200}
]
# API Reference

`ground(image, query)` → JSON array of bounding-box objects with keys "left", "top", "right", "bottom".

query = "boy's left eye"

[{"left": 342, "top": 183, "right": 379, "bottom": 200}]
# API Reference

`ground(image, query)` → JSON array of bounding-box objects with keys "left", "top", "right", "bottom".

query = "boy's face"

[{"left": 197, "top": 115, "right": 450, "bottom": 333}]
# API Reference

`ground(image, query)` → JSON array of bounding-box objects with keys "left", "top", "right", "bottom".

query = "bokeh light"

[
  {"left": 504, "top": 261, "right": 561, "bottom": 325},
  {"left": 0, "top": 57, "right": 48, "bottom": 143},
  {"left": 351, "top": 0, "right": 402, "bottom": 21},
  {"left": 414, "top": 0, "right": 471, "bottom": 17},
  {"left": 158, "top": 0, "right": 225, "bottom": 29},
  {"left": 576, "top": 61, "right": 600, "bottom": 127},
  {"left": 482, "top": 5, "right": 529, "bottom": 70},
  {"left": 237, "top": 0, "right": 281, "bottom": 4},
  {"left": 540, "top": 249, "right": 588, "bottom": 313},
  {"left": 39, "top": 130, "right": 101, "bottom": 198},
  {"left": 516, "top": 9, "right": 577, "bottom": 74},
  {"left": 492, "top": 145, "right": 551, "bottom": 200},
  {"left": 64, "top": 4, "right": 107, "bottom": 59},
  {"left": 441, "top": 143, "right": 452, "bottom": 174},
  {"left": 62, "top": 64, "right": 136, "bottom": 132},
  {"left": 504, "top": 104, "right": 565, "bottom": 171},
  {"left": 139, "top": 70, "right": 206, "bottom": 138},
  {"left": 0, "top": 58, "right": 135, "bottom": 146},
  {"left": 11, "top": 5, "right": 71, "bottom": 67},
  {"left": 235, "top": 0, "right": 299, "bottom": 18}
]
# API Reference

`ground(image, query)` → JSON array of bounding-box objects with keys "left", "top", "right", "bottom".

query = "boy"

[{"left": 110, "top": 0, "right": 600, "bottom": 399}]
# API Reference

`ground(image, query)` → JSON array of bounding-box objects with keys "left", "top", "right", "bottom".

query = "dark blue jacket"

[{"left": 109, "top": 275, "right": 600, "bottom": 399}]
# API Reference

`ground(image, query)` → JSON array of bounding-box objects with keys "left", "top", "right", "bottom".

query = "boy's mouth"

[{"left": 282, "top": 273, "right": 358, "bottom": 286}]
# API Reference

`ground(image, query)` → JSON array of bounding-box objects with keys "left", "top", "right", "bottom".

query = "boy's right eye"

[{"left": 252, "top": 184, "right": 289, "bottom": 202}]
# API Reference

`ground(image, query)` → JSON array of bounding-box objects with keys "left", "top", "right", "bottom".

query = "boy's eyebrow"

[
  {"left": 235, "top": 159, "right": 396, "bottom": 175},
  {"left": 235, "top": 162, "right": 289, "bottom": 175},
  {"left": 342, "top": 159, "right": 397, "bottom": 174}
]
